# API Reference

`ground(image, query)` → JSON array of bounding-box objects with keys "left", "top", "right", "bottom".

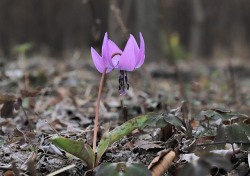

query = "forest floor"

[{"left": 0, "top": 56, "right": 250, "bottom": 176}]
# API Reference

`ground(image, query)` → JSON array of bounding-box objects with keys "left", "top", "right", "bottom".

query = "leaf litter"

[{"left": 0, "top": 57, "right": 250, "bottom": 175}]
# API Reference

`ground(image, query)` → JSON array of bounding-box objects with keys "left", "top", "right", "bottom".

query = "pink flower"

[
  {"left": 91, "top": 32, "right": 145, "bottom": 73},
  {"left": 91, "top": 32, "right": 145, "bottom": 95}
]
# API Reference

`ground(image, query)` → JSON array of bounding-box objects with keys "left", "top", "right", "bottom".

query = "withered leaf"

[
  {"left": 24, "top": 132, "right": 36, "bottom": 143},
  {"left": 178, "top": 153, "right": 233, "bottom": 176},
  {"left": 148, "top": 149, "right": 176, "bottom": 176},
  {"left": 18, "top": 138, "right": 26, "bottom": 146},
  {"left": 20, "top": 88, "right": 42, "bottom": 98},
  {"left": 0, "top": 94, "right": 16, "bottom": 104},
  {"left": 0, "top": 94, "right": 18, "bottom": 118},
  {"left": 134, "top": 140, "right": 163, "bottom": 150},
  {"left": 14, "top": 98, "right": 22, "bottom": 110},
  {"left": 13, "top": 128, "right": 24, "bottom": 137},
  {"left": 1, "top": 101, "right": 15, "bottom": 118},
  {"left": 214, "top": 122, "right": 250, "bottom": 150},
  {"left": 10, "top": 128, "right": 36, "bottom": 146}
]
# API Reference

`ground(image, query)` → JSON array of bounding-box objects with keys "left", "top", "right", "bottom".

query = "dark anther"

[
  {"left": 125, "top": 74, "right": 128, "bottom": 83},
  {"left": 118, "top": 70, "right": 129, "bottom": 95},
  {"left": 124, "top": 71, "right": 129, "bottom": 90}
]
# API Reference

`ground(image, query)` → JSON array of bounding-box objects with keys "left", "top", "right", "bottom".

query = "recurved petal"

[
  {"left": 101, "top": 33, "right": 113, "bottom": 68},
  {"left": 118, "top": 35, "right": 138, "bottom": 71},
  {"left": 135, "top": 32, "right": 145, "bottom": 68},
  {"left": 91, "top": 47, "right": 105, "bottom": 73},
  {"left": 108, "top": 39, "right": 122, "bottom": 68},
  {"left": 108, "top": 39, "right": 122, "bottom": 56},
  {"left": 132, "top": 34, "right": 140, "bottom": 54}
]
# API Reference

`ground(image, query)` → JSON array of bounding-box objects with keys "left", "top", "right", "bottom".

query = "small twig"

[
  {"left": 21, "top": 104, "right": 29, "bottom": 123},
  {"left": 0, "top": 165, "right": 12, "bottom": 170},
  {"left": 44, "top": 119, "right": 59, "bottom": 135},
  {"left": 47, "top": 164, "right": 75, "bottom": 176},
  {"left": 11, "top": 161, "right": 20, "bottom": 176},
  {"left": 93, "top": 68, "right": 107, "bottom": 153},
  {"left": 230, "top": 142, "right": 236, "bottom": 158},
  {"left": 120, "top": 98, "right": 128, "bottom": 122},
  {"left": 204, "top": 116, "right": 210, "bottom": 129},
  {"left": 132, "top": 141, "right": 164, "bottom": 150},
  {"left": 34, "top": 111, "right": 59, "bottom": 135},
  {"left": 228, "top": 58, "right": 237, "bottom": 103},
  {"left": 180, "top": 101, "right": 192, "bottom": 138},
  {"left": 27, "top": 160, "right": 37, "bottom": 176},
  {"left": 159, "top": 0, "right": 186, "bottom": 100},
  {"left": 110, "top": 0, "right": 129, "bottom": 37},
  {"left": 87, "top": 0, "right": 102, "bottom": 41},
  {"left": 194, "top": 141, "right": 250, "bottom": 147}
]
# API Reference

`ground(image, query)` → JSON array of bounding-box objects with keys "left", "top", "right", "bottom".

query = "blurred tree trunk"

[
  {"left": 212, "top": 0, "right": 248, "bottom": 58},
  {"left": 230, "top": 0, "right": 248, "bottom": 58},
  {"left": 108, "top": 0, "right": 131, "bottom": 46},
  {"left": 89, "top": 0, "right": 109, "bottom": 49},
  {"left": 0, "top": 0, "right": 250, "bottom": 58},
  {"left": 0, "top": 1, "right": 11, "bottom": 57},
  {"left": 189, "top": 0, "right": 205, "bottom": 58},
  {"left": 108, "top": 0, "right": 162, "bottom": 60},
  {"left": 135, "top": 0, "right": 162, "bottom": 60}
]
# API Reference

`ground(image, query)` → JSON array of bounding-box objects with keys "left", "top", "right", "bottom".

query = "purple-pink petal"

[
  {"left": 108, "top": 39, "right": 122, "bottom": 68},
  {"left": 135, "top": 32, "right": 145, "bottom": 68},
  {"left": 91, "top": 32, "right": 145, "bottom": 74},
  {"left": 108, "top": 39, "right": 122, "bottom": 56},
  {"left": 101, "top": 33, "right": 113, "bottom": 69},
  {"left": 117, "top": 35, "right": 138, "bottom": 71},
  {"left": 91, "top": 47, "right": 105, "bottom": 73}
]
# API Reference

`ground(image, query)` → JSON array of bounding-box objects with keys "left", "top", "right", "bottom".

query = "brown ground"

[{"left": 0, "top": 56, "right": 250, "bottom": 175}]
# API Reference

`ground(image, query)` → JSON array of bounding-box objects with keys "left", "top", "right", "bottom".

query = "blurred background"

[{"left": 0, "top": 0, "right": 250, "bottom": 61}]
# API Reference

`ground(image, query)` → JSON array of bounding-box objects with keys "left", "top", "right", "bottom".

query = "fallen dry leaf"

[
  {"left": 1, "top": 101, "right": 15, "bottom": 118},
  {"left": 20, "top": 87, "right": 42, "bottom": 98},
  {"left": 8, "top": 128, "right": 36, "bottom": 146},
  {"left": 0, "top": 94, "right": 17, "bottom": 104},
  {"left": 148, "top": 149, "right": 176, "bottom": 176},
  {"left": 134, "top": 140, "right": 163, "bottom": 150},
  {"left": 3, "top": 170, "right": 15, "bottom": 176}
]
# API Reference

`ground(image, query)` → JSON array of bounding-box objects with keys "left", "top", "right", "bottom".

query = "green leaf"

[
  {"left": 94, "top": 162, "right": 151, "bottom": 176},
  {"left": 237, "top": 122, "right": 250, "bottom": 136},
  {"left": 178, "top": 162, "right": 210, "bottom": 176},
  {"left": 213, "top": 109, "right": 248, "bottom": 120},
  {"left": 0, "top": 136, "right": 4, "bottom": 146},
  {"left": 214, "top": 122, "right": 250, "bottom": 149},
  {"left": 51, "top": 137, "right": 95, "bottom": 169},
  {"left": 12, "top": 43, "right": 33, "bottom": 54},
  {"left": 195, "top": 110, "right": 222, "bottom": 120},
  {"left": 163, "top": 113, "right": 183, "bottom": 127},
  {"left": 95, "top": 132, "right": 111, "bottom": 165},
  {"left": 195, "top": 109, "right": 248, "bottom": 121},
  {"left": 96, "top": 112, "right": 169, "bottom": 164},
  {"left": 178, "top": 153, "right": 232, "bottom": 176},
  {"left": 202, "top": 153, "right": 233, "bottom": 171}
]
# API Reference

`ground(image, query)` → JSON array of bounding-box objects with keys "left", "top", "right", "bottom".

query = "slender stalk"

[
  {"left": 93, "top": 68, "right": 107, "bottom": 153},
  {"left": 228, "top": 58, "right": 237, "bottom": 103}
]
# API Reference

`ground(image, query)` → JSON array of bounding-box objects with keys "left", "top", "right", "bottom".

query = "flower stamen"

[
  {"left": 124, "top": 71, "right": 129, "bottom": 90},
  {"left": 118, "top": 70, "right": 129, "bottom": 95}
]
